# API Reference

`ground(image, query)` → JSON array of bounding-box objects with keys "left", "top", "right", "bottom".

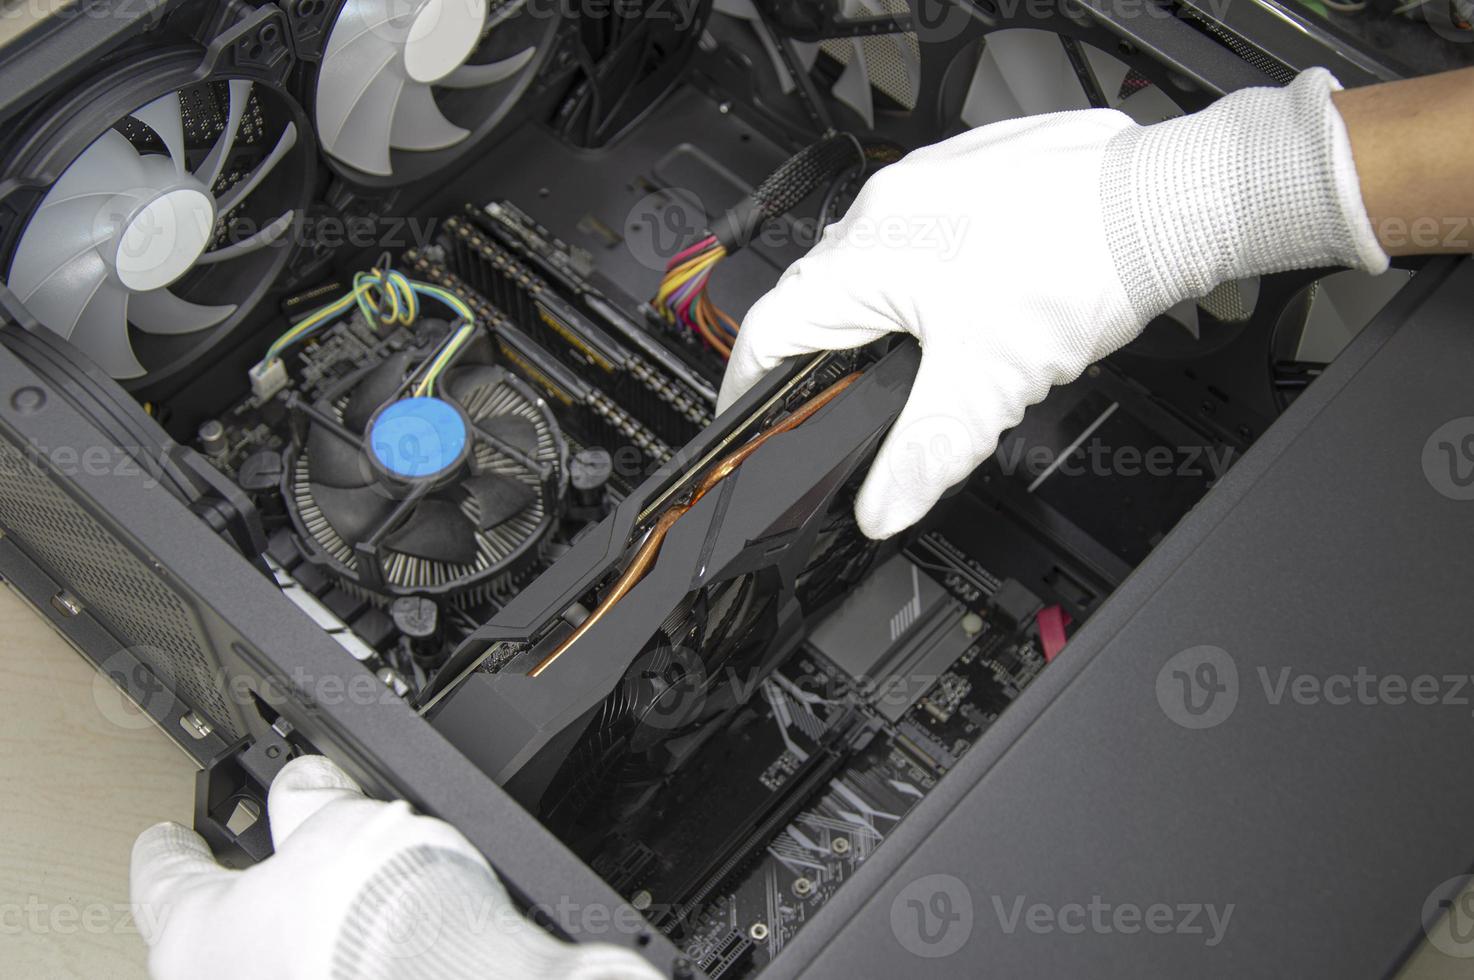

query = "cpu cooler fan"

[
  {"left": 0, "top": 27, "right": 313, "bottom": 387},
  {"left": 286, "top": 336, "right": 566, "bottom": 602},
  {"left": 292, "top": 0, "right": 558, "bottom": 182}
]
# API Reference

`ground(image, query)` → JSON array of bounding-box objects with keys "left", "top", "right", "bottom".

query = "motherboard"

[{"left": 593, "top": 529, "right": 1053, "bottom": 978}]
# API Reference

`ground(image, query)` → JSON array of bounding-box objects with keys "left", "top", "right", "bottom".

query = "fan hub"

[
  {"left": 368, "top": 396, "right": 471, "bottom": 482},
  {"left": 403, "top": 0, "right": 488, "bottom": 84},
  {"left": 112, "top": 186, "right": 216, "bottom": 293}
]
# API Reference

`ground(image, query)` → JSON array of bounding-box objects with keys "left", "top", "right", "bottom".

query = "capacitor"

[
  {"left": 569, "top": 447, "right": 613, "bottom": 510},
  {"left": 390, "top": 595, "right": 441, "bottom": 662},
  {"left": 198, "top": 419, "right": 228, "bottom": 457}
]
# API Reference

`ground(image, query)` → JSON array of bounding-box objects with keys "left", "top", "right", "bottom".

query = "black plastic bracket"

[{"left": 193, "top": 728, "right": 298, "bottom": 867}]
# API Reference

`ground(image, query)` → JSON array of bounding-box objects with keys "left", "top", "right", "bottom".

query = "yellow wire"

[
  {"left": 266, "top": 270, "right": 473, "bottom": 365},
  {"left": 414, "top": 323, "right": 475, "bottom": 397},
  {"left": 654, "top": 249, "right": 725, "bottom": 310}
]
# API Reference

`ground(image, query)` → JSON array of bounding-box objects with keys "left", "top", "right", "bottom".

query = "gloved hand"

[
  {"left": 718, "top": 67, "right": 1388, "bottom": 539},
  {"left": 130, "top": 755, "right": 661, "bottom": 980}
]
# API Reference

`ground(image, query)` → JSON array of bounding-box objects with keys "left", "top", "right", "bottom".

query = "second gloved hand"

[
  {"left": 131, "top": 755, "right": 661, "bottom": 980},
  {"left": 718, "top": 68, "right": 1387, "bottom": 539}
]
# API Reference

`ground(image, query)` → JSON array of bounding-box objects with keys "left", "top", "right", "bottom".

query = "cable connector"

[{"left": 249, "top": 358, "right": 289, "bottom": 401}]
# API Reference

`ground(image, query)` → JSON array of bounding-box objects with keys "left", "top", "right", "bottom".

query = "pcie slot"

[
  {"left": 654, "top": 726, "right": 857, "bottom": 934},
  {"left": 444, "top": 217, "right": 710, "bottom": 447},
  {"left": 404, "top": 252, "right": 673, "bottom": 470}
]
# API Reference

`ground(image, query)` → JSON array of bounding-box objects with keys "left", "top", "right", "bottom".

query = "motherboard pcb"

[{"left": 594, "top": 530, "right": 1052, "bottom": 979}]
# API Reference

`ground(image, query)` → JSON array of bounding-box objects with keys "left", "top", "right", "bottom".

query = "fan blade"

[
  {"left": 389, "top": 82, "right": 469, "bottom": 151},
  {"left": 384, "top": 497, "right": 479, "bottom": 565},
  {"left": 197, "top": 210, "right": 295, "bottom": 265},
  {"left": 831, "top": 42, "right": 874, "bottom": 129},
  {"left": 8, "top": 131, "right": 154, "bottom": 301},
  {"left": 1114, "top": 83, "right": 1182, "bottom": 126},
  {"left": 214, "top": 122, "right": 299, "bottom": 216},
  {"left": 13, "top": 249, "right": 109, "bottom": 339},
  {"left": 322, "top": 54, "right": 407, "bottom": 177},
  {"left": 326, "top": 0, "right": 409, "bottom": 60},
  {"left": 486, "top": 0, "right": 532, "bottom": 28},
  {"left": 1080, "top": 41, "right": 1132, "bottom": 108},
  {"left": 8, "top": 199, "right": 119, "bottom": 302},
  {"left": 198, "top": 79, "right": 253, "bottom": 191},
  {"left": 130, "top": 91, "right": 186, "bottom": 176},
  {"left": 72, "top": 277, "right": 146, "bottom": 379},
  {"left": 447, "top": 365, "right": 502, "bottom": 405},
  {"left": 856, "top": 0, "right": 919, "bottom": 110},
  {"left": 344, "top": 351, "right": 412, "bottom": 433},
  {"left": 463, "top": 473, "right": 534, "bottom": 530},
  {"left": 1297, "top": 271, "right": 1411, "bottom": 363},
  {"left": 307, "top": 423, "right": 372, "bottom": 489},
  {"left": 44, "top": 130, "right": 152, "bottom": 205},
  {"left": 1162, "top": 297, "right": 1202, "bottom": 341},
  {"left": 481, "top": 413, "right": 539, "bottom": 456},
  {"left": 128, "top": 288, "right": 236, "bottom": 336},
  {"left": 311, "top": 482, "right": 397, "bottom": 547},
  {"left": 993, "top": 30, "right": 1091, "bottom": 118},
  {"left": 438, "top": 47, "right": 536, "bottom": 89}
]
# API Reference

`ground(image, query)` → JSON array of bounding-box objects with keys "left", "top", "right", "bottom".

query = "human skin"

[{"left": 1334, "top": 67, "right": 1474, "bottom": 256}]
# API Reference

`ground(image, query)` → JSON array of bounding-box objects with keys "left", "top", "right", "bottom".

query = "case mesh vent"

[
  {"left": 0, "top": 437, "right": 239, "bottom": 740},
  {"left": 820, "top": 31, "right": 921, "bottom": 111}
]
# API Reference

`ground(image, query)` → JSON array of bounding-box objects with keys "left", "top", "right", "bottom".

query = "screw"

[
  {"left": 832, "top": 837, "right": 851, "bottom": 855},
  {"left": 11, "top": 386, "right": 45, "bottom": 414},
  {"left": 180, "top": 712, "right": 213, "bottom": 740},
  {"left": 50, "top": 591, "right": 82, "bottom": 617},
  {"left": 748, "top": 922, "right": 769, "bottom": 942},
  {"left": 793, "top": 877, "right": 813, "bottom": 897}
]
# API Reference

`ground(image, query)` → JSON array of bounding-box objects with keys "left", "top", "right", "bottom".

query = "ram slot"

[
  {"left": 403, "top": 252, "right": 673, "bottom": 473},
  {"left": 444, "top": 217, "right": 711, "bottom": 448}
]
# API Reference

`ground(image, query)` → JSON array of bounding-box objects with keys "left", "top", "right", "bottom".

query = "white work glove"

[
  {"left": 130, "top": 755, "right": 661, "bottom": 980},
  {"left": 719, "top": 67, "right": 1388, "bottom": 539}
]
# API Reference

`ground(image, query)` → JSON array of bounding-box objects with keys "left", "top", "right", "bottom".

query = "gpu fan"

[
  {"left": 296, "top": 0, "right": 558, "bottom": 182},
  {"left": 286, "top": 337, "right": 566, "bottom": 603},
  {"left": 0, "top": 40, "right": 312, "bottom": 386}
]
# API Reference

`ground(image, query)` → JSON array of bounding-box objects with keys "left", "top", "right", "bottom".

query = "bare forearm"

[{"left": 1333, "top": 67, "right": 1474, "bottom": 256}]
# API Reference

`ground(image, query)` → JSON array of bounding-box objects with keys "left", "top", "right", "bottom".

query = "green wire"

[{"left": 264, "top": 269, "right": 475, "bottom": 365}]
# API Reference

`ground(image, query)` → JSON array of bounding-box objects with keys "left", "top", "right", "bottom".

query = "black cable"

[
  {"left": 817, "top": 161, "right": 864, "bottom": 228},
  {"left": 711, "top": 132, "right": 866, "bottom": 252}
]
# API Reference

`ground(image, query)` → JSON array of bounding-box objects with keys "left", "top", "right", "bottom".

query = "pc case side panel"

[
  {"left": 0, "top": 341, "right": 686, "bottom": 968},
  {"left": 770, "top": 257, "right": 1474, "bottom": 980}
]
